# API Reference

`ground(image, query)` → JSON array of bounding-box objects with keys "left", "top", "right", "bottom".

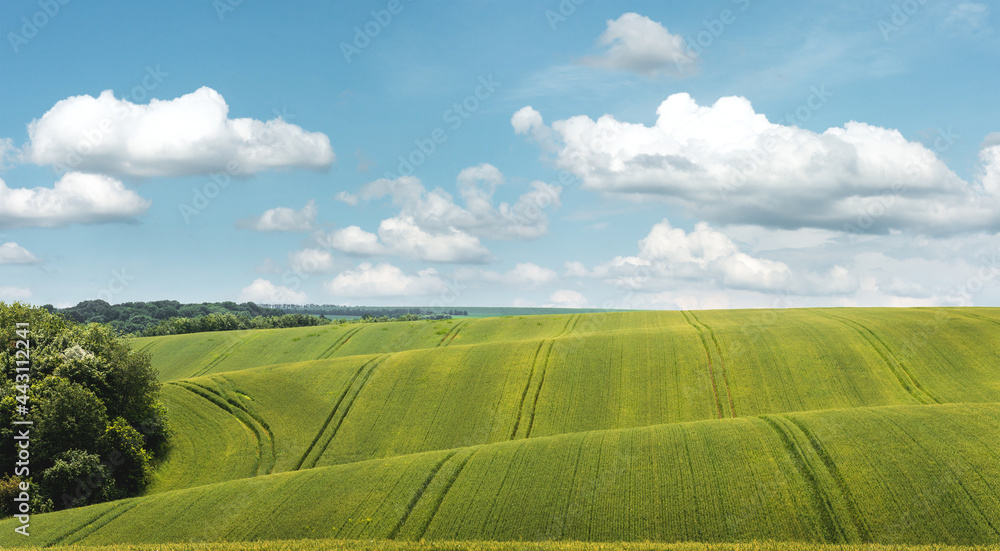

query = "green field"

[{"left": 3, "top": 308, "right": 1000, "bottom": 547}]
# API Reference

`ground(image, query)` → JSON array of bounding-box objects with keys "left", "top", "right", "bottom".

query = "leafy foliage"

[
  {"left": 0, "top": 302, "right": 167, "bottom": 512},
  {"left": 54, "top": 300, "right": 284, "bottom": 335}
]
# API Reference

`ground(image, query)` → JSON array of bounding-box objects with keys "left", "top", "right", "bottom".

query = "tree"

[
  {"left": 40, "top": 450, "right": 116, "bottom": 509},
  {"left": 0, "top": 302, "right": 169, "bottom": 513},
  {"left": 32, "top": 377, "right": 109, "bottom": 471}
]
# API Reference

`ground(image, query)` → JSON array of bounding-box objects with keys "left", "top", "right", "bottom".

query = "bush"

[
  {"left": 39, "top": 450, "right": 117, "bottom": 510},
  {"left": 98, "top": 417, "right": 152, "bottom": 495}
]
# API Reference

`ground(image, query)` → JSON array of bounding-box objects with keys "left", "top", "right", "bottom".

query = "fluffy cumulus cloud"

[
  {"left": 0, "top": 286, "right": 32, "bottom": 301},
  {"left": 0, "top": 242, "right": 39, "bottom": 264},
  {"left": 568, "top": 219, "right": 803, "bottom": 293},
  {"left": 582, "top": 13, "right": 693, "bottom": 76},
  {"left": 0, "top": 173, "right": 149, "bottom": 228},
  {"left": 325, "top": 263, "right": 446, "bottom": 297},
  {"left": 23, "top": 87, "right": 334, "bottom": 178},
  {"left": 352, "top": 165, "right": 561, "bottom": 240},
  {"left": 288, "top": 248, "right": 336, "bottom": 275},
  {"left": 377, "top": 216, "right": 491, "bottom": 264},
  {"left": 457, "top": 262, "right": 558, "bottom": 289},
  {"left": 237, "top": 200, "right": 317, "bottom": 232},
  {"left": 546, "top": 289, "right": 589, "bottom": 308},
  {"left": 326, "top": 164, "right": 561, "bottom": 264},
  {"left": 980, "top": 133, "right": 1000, "bottom": 195},
  {"left": 314, "top": 226, "right": 384, "bottom": 256},
  {"left": 515, "top": 94, "right": 1000, "bottom": 235},
  {"left": 238, "top": 278, "right": 307, "bottom": 304}
]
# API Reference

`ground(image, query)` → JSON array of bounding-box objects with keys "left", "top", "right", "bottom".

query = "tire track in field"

[
  {"left": 556, "top": 313, "right": 581, "bottom": 337},
  {"left": 133, "top": 340, "right": 156, "bottom": 354},
  {"left": 785, "top": 417, "right": 874, "bottom": 542},
  {"left": 523, "top": 339, "right": 555, "bottom": 439},
  {"left": 681, "top": 311, "right": 726, "bottom": 419},
  {"left": 413, "top": 450, "right": 476, "bottom": 539},
  {"left": 760, "top": 415, "right": 848, "bottom": 543},
  {"left": 510, "top": 340, "right": 546, "bottom": 440},
  {"left": 293, "top": 355, "right": 375, "bottom": 470},
  {"left": 386, "top": 450, "right": 460, "bottom": 539},
  {"left": 181, "top": 379, "right": 277, "bottom": 474},
  {"left": 299, "top": 354, "right": 387, "bottom": 469},
  {"left": 317, "top": 326, "right": 364, "bottom": 359},
  {"left": 688, "top": 311, "right": 737, "bottom": 417},
  {"left": 190, "top": 333, "right": 261, "bottom": 378},
  {"left": 443, "top": 320, "right": 469, "bottom": 346},
  {"left": 436, "top": 320, "right": 468, "bottom": 347},
  {"left": 818, "top": 311, "right": 940, "bottom": 404},
  {"left": 953, "top": 309, "right": 1000, "bottom": 329},
  {"left": 170, "top": 380, "right": 275, "bottom": 475},
  {"left": 47, "top": 500, "right": 142, "bottom": 546},
  {"left": 217, "top": 374, "right": 278, "bottom": 474}
]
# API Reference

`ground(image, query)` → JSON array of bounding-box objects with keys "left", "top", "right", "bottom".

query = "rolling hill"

[{"left": 3, "top": 308, "right": 1000, "bottom": 547}]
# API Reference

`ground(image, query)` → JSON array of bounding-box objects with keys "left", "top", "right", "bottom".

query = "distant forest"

[
  {"left": 269, "top": 305, "right": 469, "bottom": 318},
  {"left": 46, "top": 300, "right": 463, "bottom": 335}
]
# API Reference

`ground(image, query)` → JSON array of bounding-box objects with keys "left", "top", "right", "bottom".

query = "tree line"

[{"left": 51, "top": 300, "right": 283, "bottom": 336}]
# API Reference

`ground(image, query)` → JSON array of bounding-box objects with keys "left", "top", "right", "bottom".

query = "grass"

[
  {"left": 3, "top": 403, "right": 1000, "bottom": 545},
  {"left": 8, "top": 308, "right": 1000, "bottom": 547},
  {"left": 12, "top": 540, "right": 1000, "bottom": 551},
  {"left": 9, "top": 542, "right": 1000, "bottom": 551}
]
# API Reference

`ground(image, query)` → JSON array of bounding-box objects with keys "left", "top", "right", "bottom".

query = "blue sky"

[{"left": 1, "top": 0, "right": 999, "bottom": 309}]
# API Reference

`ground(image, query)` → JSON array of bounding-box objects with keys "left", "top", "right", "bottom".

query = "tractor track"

[
  {"left": 171, "top": 380, "right": 276, "bottom": 475},
  {"left": 817, "top": 311, "right": 940, "bottom": 404},
  {"left": 295, "top": 354, "right": 387, "bottom": 470},
  {"left": 681, "top": 311, "right": 730, "bottom": 418}
]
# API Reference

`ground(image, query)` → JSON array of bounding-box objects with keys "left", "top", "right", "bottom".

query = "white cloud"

[
  {"left": 546, "top": 289, "right": 589, "bottom": 308},
  {"left": 254, "top": 258, "right": 282, "bottom": 274},
  {"left": 237, "top": 200, "right": 316, "bottom": 232},
  {"left": 315, "top": 226, "right": 384, "bottom": 256},
  {"left": 458, "top": 262, "right": 558, "bottom": 289},
  {"left": 0, "top": 242, "right": 39, "bottom": 264},
  {"left": 0, "top": 138, "right": 15, "bottom": 169},
  {"left": 325, "top": 262, "right": 446, "bottom": 297},
  {"left": 571, "top": 219, "right": 793, "bottom": 293},
  {"left": 0, "top": 286, "right": 32, "bottom": 301},
  {"left": 327, "top": 165, "right": 562, "bottom": 264},
  {"left": 357, "top": 165, "right": 561, "bottom": 241},
  {"left": 581, "top": 13, "right": 693, "bottom": 76},
  {"left": 238, "top": 278, "right": 307, "bottom": 304},
  {"left": 0, "top": 173, "right": 149, "bottom": 228},
  {"left": 979, "top": 134, "right": 1000, "bottom": 195},
  {"left": 288, "top": 248, "right": 336, "bottom": 275},
  {"left": 501, "top": 263, "right": 557, "bottom": 287},
  {"left": 23, "top": 87, "right": 335, "bottom": 178},
  {"left": 335, "top": 191, "right": 359, "bottom": 206},
  {"left": 516, "top": 93, "right": 1000, "bottom": 235},
  {"left": 943, "top": 3, "right": 991, "bottom": 37},
  {"left": 377, "top": 216, "right": 491, "bottom": 264}
]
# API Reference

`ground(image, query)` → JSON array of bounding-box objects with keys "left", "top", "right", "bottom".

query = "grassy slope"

[
  {"left": 135, "top": 309, "right": 1000, "bottom": 494},
  {"left": 3, "top": 403, "right": 1000, "bottom": 546},
  {"left": 8, "top": 308, "right": 1000, "bottom": 546},
  {"left": 11, "top": 541, "right": 1000, "bottom": 551}
]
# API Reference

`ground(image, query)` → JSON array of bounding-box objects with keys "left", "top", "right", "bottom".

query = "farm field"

[
  {"left": 10, "top": 540, "right": 1000, "bottom": 551},
  {"left": 3, "top": 308, "right": 1000, "bottom": 547}
]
